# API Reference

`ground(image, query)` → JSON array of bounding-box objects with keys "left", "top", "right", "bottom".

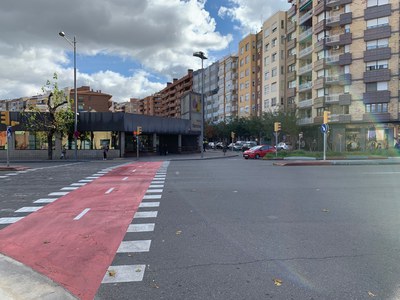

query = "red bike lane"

[{"left": 0, "top": 161, "right": 162, "bottom": 300}]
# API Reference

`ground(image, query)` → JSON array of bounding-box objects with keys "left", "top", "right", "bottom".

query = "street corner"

[{"left": 0, "top": 254, "right": 78, "bottom": 300}]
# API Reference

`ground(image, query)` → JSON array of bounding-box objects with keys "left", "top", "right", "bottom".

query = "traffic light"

[
  {"left": 137, "top": 126, "right": 142, "bottom": 135},
  {"left": 274, "top": 122, "right": 281, "bottom": 132},
  {"left": 231, "top": 131, "right": 235, "bottom": 139},
  {"left": 0, "top": 111, "right": 10, "bottom": 125},
  {"left": 323, "top": 111, "right": 331, "bottom": 124}
]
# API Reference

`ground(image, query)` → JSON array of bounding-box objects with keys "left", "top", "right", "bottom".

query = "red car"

[{"left": 243, "top": 144, "right": 276, "bottom": 159}]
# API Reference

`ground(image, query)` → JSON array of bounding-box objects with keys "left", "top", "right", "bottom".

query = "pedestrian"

[
  {"left": 103, "top": 144, "right": 108, "bottom": 160},
  {"left": 60, "top": 146, "right": 66, "bottom": 159}
]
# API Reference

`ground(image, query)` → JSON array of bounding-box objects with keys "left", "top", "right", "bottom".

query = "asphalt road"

[{"left": 2, "top": 158, "right": 400, "bottom": 299}]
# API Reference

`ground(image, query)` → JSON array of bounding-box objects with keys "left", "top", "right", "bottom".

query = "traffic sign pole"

[
  {"left": 321, "top": 124, "right": 329, "bottom": 161},
  {"left": 6, "top": 126, "right": 11, "bottom": 167}
]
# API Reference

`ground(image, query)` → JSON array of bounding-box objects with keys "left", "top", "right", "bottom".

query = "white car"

[{"left": 277, "top": 142, "right": 292, "bottom": 150}]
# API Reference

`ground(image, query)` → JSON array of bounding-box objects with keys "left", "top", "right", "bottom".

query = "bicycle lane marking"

[{"left": 0, "top": 161, "right": 162, "bottom": 300}]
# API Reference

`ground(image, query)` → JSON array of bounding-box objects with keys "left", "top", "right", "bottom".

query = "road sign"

[
  {"left": 321, "top": 124, "right": 329, "bottom": 133},
  {"left": 6, "top": 126, "right": 12, "bottom": 138}
]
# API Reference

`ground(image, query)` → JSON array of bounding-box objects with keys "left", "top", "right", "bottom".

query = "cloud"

[
  {"left": 0, "top": 0, "right": 232, "bottom": 101},
  {"left": 218, "top": 0, "right": 290, "bottom": 35}
]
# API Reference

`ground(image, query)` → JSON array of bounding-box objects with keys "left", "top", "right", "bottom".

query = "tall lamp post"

[
  {"left": 59, "top": 31, "right": 78, "bottom": 161},
  {"left": 193, "top": 51, "right": 207, "bottom": 158}
]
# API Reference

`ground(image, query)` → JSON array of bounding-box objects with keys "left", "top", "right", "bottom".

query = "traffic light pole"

[
  {"left": 323, "top": 131, "right": 327, "bottom": 161},
  {"left": 6, "top": 126, "right": 11, "bottom": 167}
]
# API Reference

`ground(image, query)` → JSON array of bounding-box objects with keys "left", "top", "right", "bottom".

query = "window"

[
  {"left": 317, "top": 50, "right": 325, "bottom": 60},
  {"left": 288, "top": 64, "right": 296, "bottom": 72},
  {"left": 240, "top": 83, "right": 244, "bottom": 90},
  {"left": 264, "top": 84, "right": 270, "bottom": 95},
  {"left": 272, "top": 22, "right": 277, "bottom": 33},
  {"left": 317, "top": 88, "right": 325, "bottom": 97},
  {"left": 264, "top": 56, "right": 270, "bottom": 66},
  {"left": 264, "top": 27, "right": 270, "bottom": 37},
  {"left": 317, "top": 31, "right": 325, "bottom": 42},
  {"left": 272, "top": 53, "right": 277, "bottom": 62},
  {"left": 245, "top": 56, "right": 250, "bottom": 64},
  {"left": 271, "top": 97, "right": 277, "bottom": 106},
  {"left": 366, "top": 60, "right": 388, "bottom": 71},
  {"left": 271, "top": 82, "right": 277, "bottom": 92},
  {"left": 240, "top": 71, "right": 244, "bottom": 78},
  {"left": 365, "top": 103, "right": 388, "bottom": 113},
  {"left": 366, "top": 17, "right": 389, "bottom": 29},
  {"left": 342, "top": 105, "right": 349, "bottom": 114},
  {"left": 245, "top": 43, "right": 249, "bottom": 51},
  {"left": 344, "top": 4, "right": 351, "bottom": 12},
  {"left": 367, "top": 0, "right": 388, "bottom": 7},
  {"left": 344, "top": 85, "right": 350, "bottom": 93},
  {"left": 366, "top": 81, "right": 388, "bottom": 91},
  {"left": 245, "top": 94, "right": 249, "bottom": 101},
  {"left": 288, "top": 47, "right": 296, "bottom": 56},
  {"left": 288, "top": 80, "right": 296, "bottom": 88},
  {"left": 317, "top": 108, "right": 324, "bottom": 116},
  {"left": 245, "top": 81, "right": 249, "bottom": 89},
  {"left": 265, "top": 43, "right": 270, "bottom": 52},
  {"left": 240, "top": 59, "right": 244, "bottom": 66},
  {"left": 271, "top": 67, "right": 277, "bottom": 77},
  {"left": 317, "top": 70, "right": 324, "bottom": 78},
  {"left": 366, "top": 38, "right": 389, "bottom": 50},
  {"left": 272, "top": 38, "right": 277, "bottom": 47},
  {"left": 344, "top": 24, "right": 350, "bottom": 33},
  {"left": 264, "top": 99, "right": 270, "bottom": 107},
  {"left": 240, "top": 47, "right": 244, "bottom": 55},
  {"left": 317, "top": 13, "right": 325, "bottom": 22},
  {"left": 281, "top": 20, "right": 285, "bottom": 29},
  {"left": 245, "top": 69, "right": 250, "bottom": 76},
  {"left": 264, "top": 71, "right": 270, "bottom": 80}
]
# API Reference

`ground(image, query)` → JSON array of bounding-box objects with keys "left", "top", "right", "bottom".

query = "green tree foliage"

[{"left": 23, "top": 73, "right": 74, "bottom": 159}]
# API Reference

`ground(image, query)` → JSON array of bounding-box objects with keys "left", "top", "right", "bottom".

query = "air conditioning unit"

[
  {"left": 333, "top": 5, "right": 340, "bottom": 10},
  {"left": 333, "top": 45, "right": 340, "bottom": 50}
]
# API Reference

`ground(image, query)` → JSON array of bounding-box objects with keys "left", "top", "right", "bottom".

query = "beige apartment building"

[
  {"left": 238, "top": 33, "right": 263, "bottom": 118},
  {"left": 262, "top": 11, "right": 288, "bottom": 113},
  {"left": 287, "top": 0, "right": 399, "bottom": 151},
  {"left": 217, "top": 55, "right": 239, "bottom": 122}
]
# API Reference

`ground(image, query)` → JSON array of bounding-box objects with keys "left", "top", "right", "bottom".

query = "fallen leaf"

[
  {"left": 273, "top": 278, "right": 282, "bottom": 286},
  {"left": 367, "top": 291, "right": 376, "bottom": 297},
  {"left": 322, "top": 209, "right": 329, "bottom": 212},
  {"left": 108, "top": 270, "right": 116, "bottom": 277},
  {"left": 176, "top": 230, "right": 182, "bottom": 235},
  {"left": 135, "top": 268, "right": 142, "bottom": 273}
]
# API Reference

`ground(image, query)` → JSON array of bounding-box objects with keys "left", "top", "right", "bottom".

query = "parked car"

[
  {"left": 276, "top": 142, "right": 292, "bottom": 151},
  {"left": 233, "top": 141, "right": 246, "bottom": 151},
  {"left": 241, "top": 141, "right": 257, "bottom": 151},
  {"left": 208, "top": 142, "right": 215, "bottom": 149},
  {"left": 243, "top": 145, "right": 276, "bottom": 159}
]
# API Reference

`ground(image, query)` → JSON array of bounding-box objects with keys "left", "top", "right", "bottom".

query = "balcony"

[
  {"left": 363, "top": 90, "right": 390, "bottom": 104},
  {"left": 363, "top": 113, "right": 390, "bottom": 122},
  {"left": 363, "top": 69, "right": 391, "bottom": 83},
  {"left": 325, "top": 94, "right": 340, "bottom": 104},
  {"left": 298, "top": 98, "right": 313, "bottom": 108},
  {"left": 339, "top": 94, "right": 352, "bottom": 105},
  {"left": 298, "top": 28, "right": 313, "bottom": 42},
  {"left": 298, "top": 45, "right": 313, "bottom": 58},
  {"left": 326, "top": 14, "right": 340, "bottom": 27},
  {"left": 298, "top": 81, "right": 313, "bottom": 92},
  {"left": 326, "top": 54, "right": 340, "bottom": 64},
  {"left": 325, "top": 73, "right": 352, "bottom": 85},
  {"left": 287, "top": 88, "right": 297, "bottom": 98},
  {"left": 339, "top": 52, "right": 352, "bottom": 65},
  {"left": 364, "top": 25, "right": 391, "bottom": 41},
  {"left": 287, "top": 21, "right": 297, "bottom": 34},
  {"left": 297, "top": 117, "right": 313, "bottom": 125},
  {"left": 325, "top": 35, "right": 340, "bottom": 46},
  {"left": 298, "top": 63, "right": 313, "bottom": 75},
  {"left": 299, "top": 9, "right": 313, "bottom": 24},
  {"left": 364, "top": 47, "right": 391, "bottom": 62},
  {"left": 313, "top": 77, "right": 325, "bottom": 89},
  {"left": 288, "top": 4, "right": 297, "bottom": 17},
  {"left": 314, "top": 97, "right": 325, "bottom": 108}
]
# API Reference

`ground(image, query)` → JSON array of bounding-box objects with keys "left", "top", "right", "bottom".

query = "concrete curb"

[{"left": 0, "top": 254, "right": 77, "bottom": 300}]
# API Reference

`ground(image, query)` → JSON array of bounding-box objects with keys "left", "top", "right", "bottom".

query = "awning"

[{"left": 299, "top": 0, "right": 312, "bottom": 11}]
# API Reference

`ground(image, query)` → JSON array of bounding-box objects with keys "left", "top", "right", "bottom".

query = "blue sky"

[{"left": 0, "top": 0, "right": 290, "bottom": 102}]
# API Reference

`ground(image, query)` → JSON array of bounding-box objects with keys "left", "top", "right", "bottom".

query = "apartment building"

[
  {"left": 70, "top": 86, "right": 112, "bottom": 112},
  {"left": 217, "top": 55, "right": 239, "bottom": 122},
  {"left": 193, "top": 62, "right": 219, "bottom": 123},
  {"left": 238, "top": 33, "right": 263, "bottom": 118},
  {"left": 158, "top": 70, "right": 193, "bottom": 118},
  {"left": 262, "top": 11, "right": 288, "bottom": 113},
  {"left": 287, "top": 0, "right": 399, "bottom": 150}
]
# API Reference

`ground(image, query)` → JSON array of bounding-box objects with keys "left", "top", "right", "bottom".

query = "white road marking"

[
  {"left": 151, "top": 181, "right": 164, "bottom": 184},
  {"left": 146, "top": 189, "right": 163, "bottom": 193},
  {"left": 5, "top": 173, "right": 18, "bottom": 176},
  {"left": 131, "top": 169, "right": 137, "bottom": 173},
  {"left": 15, "top": 206, "right": 43, "bottom": 213},
  {"left": 117, "top": 240, "right": 151, "bottom": 253},
  {"left": 97, "top": 171, "right": 109, "bottom": 174},
  {"left": 139, "top": 202, "right": 160, "bottom": 208},
  {"left": 143, "top": 194, "right": 162, "bottom": 200},
  {"left": 48, "top": 192, "right": 69, "bottom": 196},
  {"left": 71, "top": 183, "right": 87, "bottom": 186},
  {"left": 0, "top": 176, "right": 8, "bottom": 179},
  {"left": 102, "top": 265, "right": 146, "bottom": 283},
  {"left": 73, "top": 208, "right": 91, "bottom": 220},
  {"left": 134, "top": 211, "right": 158, "bottom": 218},
  {"left": 79, "top": 179, "right": 93, "bottom": 182},
  {"left": 0, "top": 217, "right": 24, "bottom": 224},
  {"left": 61, "top": 187, "right": 79, "bottom": 190},
  {"left": 363, "top": 172, "right": 400, "bottom": 174},
  {"left": 105, "top": 187, "right": 115, "bottom": 194},
  {"left": 127, "top": 223, "right": 155, "bottom": 232},
  {"left": 149, "top": 185, "right": 164, "bottom": 188},
  {"left": 34, "top": 198, "right": 58, "bottom": 203},
  {"left": 86, "top": 177, "right": 100, "bottom": 179},
  {"left": 92, "top": 174, "right": 104, "bottom": 177},
  {"left": 154, "top": 175, "right": 166, "bottom": 178},
  {"left": 122, "top": 177, "right": 129, "bottom": 181}
]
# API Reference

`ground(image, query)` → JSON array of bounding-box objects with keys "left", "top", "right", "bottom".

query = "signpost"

[
  {"left": 6, "top": 126, "right": 11, "bottom": 167},
  {"left": 322, "top": 111, "right": 331, "bottom": 161}
]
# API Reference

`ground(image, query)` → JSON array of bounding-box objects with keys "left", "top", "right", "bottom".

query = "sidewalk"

[{"left": 273, "top": 157, "right": 400, "bottom": 166}]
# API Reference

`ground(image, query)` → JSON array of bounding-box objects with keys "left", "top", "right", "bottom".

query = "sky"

[{"left": 0, "top": 0, "right": 290, "bottom": 102}]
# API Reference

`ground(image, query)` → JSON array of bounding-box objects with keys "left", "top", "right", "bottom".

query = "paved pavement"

[{"left": 1, "top": 150, "right": 400, "bottom": 299}]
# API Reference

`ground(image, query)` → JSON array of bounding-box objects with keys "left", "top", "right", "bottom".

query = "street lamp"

[
  {"left": 59, "top": 31, "right": 78, "bottom": 161},
  {"left": 193, "top": 51, "right": 207, "bottom": 158}
]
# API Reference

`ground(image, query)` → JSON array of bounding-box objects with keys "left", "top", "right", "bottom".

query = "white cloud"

[
  {"left": 218, "top": 0, "right": 291, "bottom": 35},
  {"left": 0, "top": 0, "right": 232, "bottom": 102}
]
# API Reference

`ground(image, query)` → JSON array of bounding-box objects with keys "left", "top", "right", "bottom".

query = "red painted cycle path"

[{"left": 0, "top": 161, "right": 162, "bottom": 300}]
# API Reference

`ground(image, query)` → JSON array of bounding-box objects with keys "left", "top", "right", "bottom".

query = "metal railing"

[{"left": 299, "top": 45, "right": 313, "bottom": 58}]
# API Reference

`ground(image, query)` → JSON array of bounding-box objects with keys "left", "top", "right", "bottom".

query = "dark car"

[
  {"left": 241, "top": 141, "right": 257, "bottom": 151},
  {"left": 243, "top": 145, "right": 276, "bottom": 159}
]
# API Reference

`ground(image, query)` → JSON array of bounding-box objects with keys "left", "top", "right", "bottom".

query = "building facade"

[
  {"left": 193, "top": 62, "right": 219, "bottom": 123},
  {"left": 262, "top": 11, "right": 288, "bottom": 114},
  {"left": 217, "top": 55, "right": 239, "bottom": 122},
  {"left": 286, "top": 0, "right": 400, "bottom": 150}
]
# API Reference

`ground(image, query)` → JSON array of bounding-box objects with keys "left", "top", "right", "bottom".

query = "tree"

[{"left": 23, "top": 73, "right": 74, "bottom": 159}]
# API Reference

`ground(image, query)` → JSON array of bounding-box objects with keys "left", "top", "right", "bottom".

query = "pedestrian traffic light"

[
  {"left": 0, "top": 111, "right": 10, "bottom": 125},
  {"left": 137, "top": 126, "right": 142, "bottom": 135},
  {"left": 274, "top": 122, "right": 281, "bottom": 132},
  {"left": 323, "top": 111, "right": 331, "bottom": 124}
]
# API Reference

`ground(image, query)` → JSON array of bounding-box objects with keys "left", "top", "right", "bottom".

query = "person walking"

[{"left": 60, "top": 146, "right": 67, "bottom": 159}]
